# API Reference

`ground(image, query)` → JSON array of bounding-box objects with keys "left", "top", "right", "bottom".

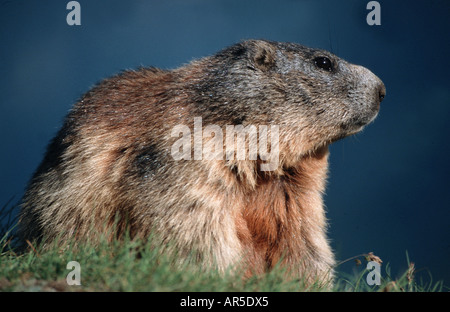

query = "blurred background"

[{"left": 1, "top": 0, "right": 449, "bottom": 286}]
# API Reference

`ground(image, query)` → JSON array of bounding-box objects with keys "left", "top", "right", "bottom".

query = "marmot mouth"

[
  {"left": 340, "top": 120, "right": 365, "bottom": 130},
  {"left": 339, "top": 119, "right": 372, "bottom": 136},
  {"left": 340, "top": 107, "right": 379, "bottom": 133}
]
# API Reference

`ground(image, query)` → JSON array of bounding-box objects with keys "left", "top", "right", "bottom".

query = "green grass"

[
  {"left": 0, "top": 201, "right": 446, "bottom": 292},
  {"left": 334, "top": 252, "right": 446, "bottom": 292},
  {"left": 0, "top": 234, "right": 326, "bottom": 292}
]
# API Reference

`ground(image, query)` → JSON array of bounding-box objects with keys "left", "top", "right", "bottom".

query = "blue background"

[{"left": 1, "top": 0, "right": 449, "bottom": 286}]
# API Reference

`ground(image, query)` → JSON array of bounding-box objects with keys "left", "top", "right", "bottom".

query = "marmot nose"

[
  {"left": 378, "top": 82, "right": 386, "bottom": 103},
  {"left": 352, "top": 64, "right": 386, "bottom": 105}
]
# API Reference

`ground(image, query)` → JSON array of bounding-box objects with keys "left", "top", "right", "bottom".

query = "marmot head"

[{"left": 189, "top": 39, "right": 385, "bottom": 165}]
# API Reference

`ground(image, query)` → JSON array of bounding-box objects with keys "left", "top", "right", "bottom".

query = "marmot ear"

[{"left": 247, "top": 41, "right": 276, "bottom": 71}]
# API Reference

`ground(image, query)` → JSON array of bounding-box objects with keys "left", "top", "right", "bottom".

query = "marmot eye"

[{"left": 314, "top": 57, "right": 333, "bottom": 72}]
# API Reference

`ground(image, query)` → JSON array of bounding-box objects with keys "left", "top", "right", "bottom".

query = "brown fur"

[{"left": 18, "top": 40, "right": 385, "bottom": 284}]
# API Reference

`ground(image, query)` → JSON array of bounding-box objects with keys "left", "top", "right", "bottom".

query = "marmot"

[{"left": 18, "top": 40, "right": 385, "bottom": 283}]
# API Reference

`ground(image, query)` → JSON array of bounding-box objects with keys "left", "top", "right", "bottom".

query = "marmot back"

[{"left": 19, "top": 40, "right": 385, "bottom": 283}]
